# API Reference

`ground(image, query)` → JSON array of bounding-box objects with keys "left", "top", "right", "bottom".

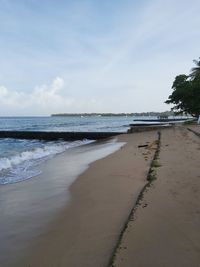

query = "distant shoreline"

[{"left": 51, "top": 111, "right": 175, "bottom": 117}]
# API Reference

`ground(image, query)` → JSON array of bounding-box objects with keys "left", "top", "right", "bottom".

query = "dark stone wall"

[
  {"left": 0, "top": 131, "right": 123, "bottom": 141},
  {"left": 128, "top": 125, "right": 171, "bottom": 133}
]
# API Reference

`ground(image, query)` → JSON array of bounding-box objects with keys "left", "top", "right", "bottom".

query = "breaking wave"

[{"left": 0, "top": 139, "right": 93, "bottom": 184}]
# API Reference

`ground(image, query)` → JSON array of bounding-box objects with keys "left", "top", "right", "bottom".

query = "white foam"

[
  {"left": 0, "top": 140, "right": 94, "bottom": 184},
  {"left": 0, "top": 140, "right": 94, "bottom": 172}
]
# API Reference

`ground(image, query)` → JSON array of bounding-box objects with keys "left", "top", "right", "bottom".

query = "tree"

[
  {"left": 190, "top": 57, "right": 200, "bottom": 80},
  {"left": 165, "top": 58, "right": 200, "bottom": 118}
]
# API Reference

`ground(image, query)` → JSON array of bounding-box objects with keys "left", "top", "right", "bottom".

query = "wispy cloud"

[{"left": 0, "top": 0, "right": 200, "bottom": 115}]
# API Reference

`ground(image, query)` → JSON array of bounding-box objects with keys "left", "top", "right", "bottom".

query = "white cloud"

[
  {"left": 28, "top": 77, "right": 74, "bottom": 112},
  {"left": 0, "top": 77, "right": 106, "bottom": 115},
  {"left": 0, "top": 85, "right": 25, "bottom": 107}
]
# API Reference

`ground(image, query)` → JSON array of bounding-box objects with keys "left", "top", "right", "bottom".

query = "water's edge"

[{"left": 0, "top": 137, "right": 125, "bottom": 267}]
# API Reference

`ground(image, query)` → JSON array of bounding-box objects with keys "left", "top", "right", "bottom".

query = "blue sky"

[{"left": 0, "top": 0, "right": 200, "bottom": 115}]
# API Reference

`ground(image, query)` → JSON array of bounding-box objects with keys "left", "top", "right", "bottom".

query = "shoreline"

[
  {"left": 16, "top": 130, "right": 158, "bottom": 267},
  {"left": 0, "top": 137, "right": 125, "bottom": 267}
]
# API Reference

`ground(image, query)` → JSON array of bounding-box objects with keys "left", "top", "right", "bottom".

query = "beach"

[
  {"left": 1, "top": 125, "right": 200, "bottom": 267},
  {"left": 13, "top": 130, "right": 157, "bottom": 267},
  {"left": 113, "top": 125, "right": 200, "bottom": 267}
]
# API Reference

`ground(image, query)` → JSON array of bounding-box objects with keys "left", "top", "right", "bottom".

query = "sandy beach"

[
  {"left": 2, "top": 125, "right": 200, "bottom": 267},
  {"left": 16, "top": 130, "right": 158, "bottom": 267},
  {"left": 113, "top": 125, "right": 200, "bottom": 267}
]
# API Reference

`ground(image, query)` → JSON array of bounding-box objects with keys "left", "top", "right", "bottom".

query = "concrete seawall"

[
  {"left": 0, "top": 131, "right": 124, "bottom": 141},
  {"left": 128, "top": 125, "right": 172, "bottom": 133}
]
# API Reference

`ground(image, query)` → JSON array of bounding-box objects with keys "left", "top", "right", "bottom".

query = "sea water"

[{"left": 0, "top": 116, "right": 132, "bottom": 184}]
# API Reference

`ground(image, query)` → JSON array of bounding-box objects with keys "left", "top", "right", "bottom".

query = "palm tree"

[{"left": 190, "top": 57, "right": 200, "bottom": 80}]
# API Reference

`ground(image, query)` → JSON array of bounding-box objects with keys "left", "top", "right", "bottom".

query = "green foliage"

[
  {"left": 151, "top": 160, "right": 161, "bottom": 168},
  {"left": 190, "top": 58, "right": 200, "bottom": 80},
  {"left": 165, "top": 58, "right": 200, "bottom": 117}
]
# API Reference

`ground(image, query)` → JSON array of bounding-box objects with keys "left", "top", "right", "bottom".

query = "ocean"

[{"left": 0, "top": 116, "right": 132, "bottom": 184}]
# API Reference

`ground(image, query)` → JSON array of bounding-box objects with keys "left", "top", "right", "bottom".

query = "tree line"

[{"left": 51, "top": 111, "right": 174, "bottom": 117}]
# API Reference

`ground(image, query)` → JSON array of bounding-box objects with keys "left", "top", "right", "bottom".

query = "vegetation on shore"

[
  {"left": 51, "top": 111, "right": 175, "bottom": 117},
  {"left": 165, "top": 57, "right": 200, "bottom": 117}
]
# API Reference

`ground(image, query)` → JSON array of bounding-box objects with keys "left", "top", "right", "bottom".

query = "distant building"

[{"left": 157, "top": 115, "right": 169, "bottom": 120}]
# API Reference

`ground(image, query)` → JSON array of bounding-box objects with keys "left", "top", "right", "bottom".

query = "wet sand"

[
  {"left": 17, "top": 131, "right": 158, "bottom": 267},
  {"left": 113, "top": 125, "right": 200, "bottom": 267},
  {"left": 0, "top": 138, "right": 125, "bottom": 267}
]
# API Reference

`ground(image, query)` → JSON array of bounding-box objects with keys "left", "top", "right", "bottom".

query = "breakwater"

[
  {"left": 0, "top": 131, "right": 124, "bottom": 141},
  {"left": 128, "top": 125, "right": 171, "bottom": 133},
  {"left": 132, "top": 118, "right": 190, "bottom": 122}
]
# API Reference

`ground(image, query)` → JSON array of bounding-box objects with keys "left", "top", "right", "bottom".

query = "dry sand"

[
  {"left": 113, "top": 125, "right": 200, "bottom": 267},
  {"left": 19, "top": 131, "right": 158, "bottom": 267}
]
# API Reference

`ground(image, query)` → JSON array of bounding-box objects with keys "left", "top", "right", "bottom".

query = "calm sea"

[{"left": 0, "top": 116, "right": 133, "bottom": 184}]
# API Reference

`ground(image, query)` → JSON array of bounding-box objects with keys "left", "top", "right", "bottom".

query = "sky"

[{"left": 0, "top": 0, "right": 200, "bottom": 116}]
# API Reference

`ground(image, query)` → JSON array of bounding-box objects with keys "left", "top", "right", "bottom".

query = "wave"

[{"left": 0, "top": 139, "right": 94, "bottom": 184}]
